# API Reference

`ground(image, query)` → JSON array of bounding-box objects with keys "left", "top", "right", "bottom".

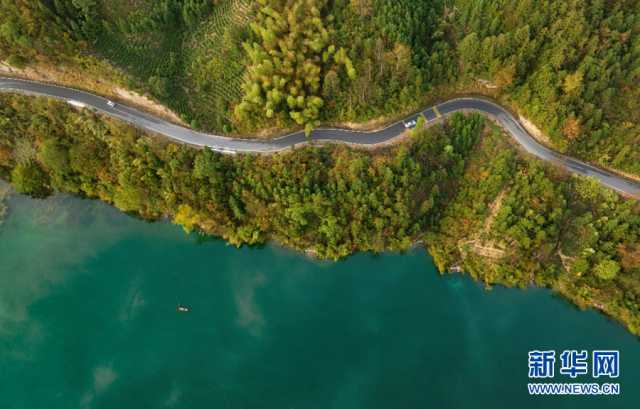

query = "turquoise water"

[{"left": 0, "top": 193, "right": 638, "bottom": 409}]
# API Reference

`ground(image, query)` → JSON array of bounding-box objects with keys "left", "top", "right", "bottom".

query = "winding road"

[{"left": 1, "top": 76, "right": 639, "bottom": 199}]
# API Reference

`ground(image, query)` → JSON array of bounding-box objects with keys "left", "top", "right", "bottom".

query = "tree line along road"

[{"left": 1, "top": 76, "right": 639, "bottom": 199}]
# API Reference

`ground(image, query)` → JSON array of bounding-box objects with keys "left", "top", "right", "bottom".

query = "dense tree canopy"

[
  {"left": 235, "top": 0, "right": 356, "bottom": 134},
  {"left": 454, "top": 0, "right": 640, "bottom": 175},
  {"left": 0, "top": 94, "right": 477, "bottom": 259}
]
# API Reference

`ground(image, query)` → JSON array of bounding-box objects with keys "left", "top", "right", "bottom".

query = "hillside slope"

[{"left": 0, "top": 0, "right": 638, "bottom": 175}]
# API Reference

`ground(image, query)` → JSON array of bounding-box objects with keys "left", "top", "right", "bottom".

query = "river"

[{"left": 0, "top": 192, "right": 638, "bottom": 408}]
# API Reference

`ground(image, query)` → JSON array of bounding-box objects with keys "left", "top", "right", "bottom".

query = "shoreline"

[{"left": 1, "top": 184, "right": 635, "bottom": 337}]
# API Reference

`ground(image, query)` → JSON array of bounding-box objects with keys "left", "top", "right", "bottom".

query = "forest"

[
  {"left": 454, "top": 0, "right": 640, "bottom": 176},
  {"left": 0, "top": 94, "right": 483, "bottom": 260},
  {"left": 234, "top": 0, "right": 356, "bottom": 134},
  {"left": 426, "top": 126, "right": 640, "bottom": 336},
  {"left": 1, "top": 0, "right": 638, "bottom": 174}
]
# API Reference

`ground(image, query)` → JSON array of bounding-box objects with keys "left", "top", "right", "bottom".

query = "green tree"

[
  {"left": 10, "top": 161, "right": 51, "bottom": 198},
  {"left": 236, "top": 0, "right": 355, "bottom": 135},
  {"left": 593, "top": 259, "right": 620, "bottom": 280}
]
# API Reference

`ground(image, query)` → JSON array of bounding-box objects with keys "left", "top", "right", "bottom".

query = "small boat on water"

[{"left": 177, "top": 304, "right": 190, "bottom": 313}]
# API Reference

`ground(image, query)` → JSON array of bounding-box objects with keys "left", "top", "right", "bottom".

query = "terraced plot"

[
  {"left": 181, "top": 0, "right": 255, "bottom": 131},
  {"left": 87, "top": 0, "right": 255, "bottom": 132}
]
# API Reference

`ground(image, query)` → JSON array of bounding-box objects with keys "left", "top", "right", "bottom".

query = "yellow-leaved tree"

[{"left": 235, "top": 0, "right": 356, "bottom": 135}]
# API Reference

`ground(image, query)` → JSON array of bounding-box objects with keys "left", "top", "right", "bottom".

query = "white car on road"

[
  {"left": 403, "top": 119, "right": 417, "bottom": 129},
  {"left": 107, "top": 100, "right": 116, "bottom": 108}
]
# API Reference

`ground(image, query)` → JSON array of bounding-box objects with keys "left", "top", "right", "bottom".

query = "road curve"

[{"left": 1, "top": 76, "right": 639, "bottom": 199}]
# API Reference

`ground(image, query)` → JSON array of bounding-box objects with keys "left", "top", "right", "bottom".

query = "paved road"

[{"left": 1, "top": 76, "right": 639, "bottom": 198}]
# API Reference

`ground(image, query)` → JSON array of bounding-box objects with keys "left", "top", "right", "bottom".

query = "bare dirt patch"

[
  {"left": 458, "top": 188, "right": 509, "bottom": 260},
  {"left": 460, "top": 241, "right": 506, "bottom": 259},
  {"left": 558, "top": 250, "right": 576, "bottom": 273},
  {"left": 518, "top": 115, "right": 552, "bottom": 145},
  {"left": 326, "top": 116, "right": 400, "bottom": 132},
  {"left": 114, "top": 87, "right": 183, "bottom": 124},
  {"left": 483, "top": 189, "right": 507, "bottom": 234}
]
